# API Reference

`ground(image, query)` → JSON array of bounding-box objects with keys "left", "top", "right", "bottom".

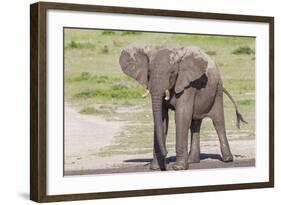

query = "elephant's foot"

[
  {"left": 172, "top": 158, "right": 188, "bottom": 170},
  {"left": 221, "top": 145, "right": 233, "bottom": 162},
  {"left": 188, "top": 153, "right": 200, "bottom": 164},
  {"left": 149, "top": 158, "right": 160, "bottom": 170},
  {"left": 222, "top": 154, "right": 233, "bottom": 162}
]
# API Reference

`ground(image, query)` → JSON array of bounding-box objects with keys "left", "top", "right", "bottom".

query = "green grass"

[
  {"left": 206, "top": 50, "right": 216, "bottom": 56},
  {"left": 100, "top": 45, "right": 109, "bottom": 54},
  {"left": 101, "top": 30, "right": 115, "bottom": 35},
  {"left": 232, "top": 46, "right": 255, "bottom": 55},
  {"left": 121, "top": 31, "right": 142, "bottom": 35},
  {"left": 79, "top": 107, "right": 108, "bottom": 115},
  {"left": 64, "top": 28, "right": 255, "bottom": 157},
  {"left": 79, "top": 105, "right": 115, "bottom": 116},
  {"left": 224, "top": 79, "right": 255, "bottom": 94},
  {"left": 65, "top": 73, "right": 121, "bottom": 83},
  {"left": 65, "top": 40, "right": 96, "bottom": 49},
  {"left": 238, "top": 99, "right": 255, "bottom": 106},
  {"left": 74, "top": 86, "right": 144, "bottom": 100}
]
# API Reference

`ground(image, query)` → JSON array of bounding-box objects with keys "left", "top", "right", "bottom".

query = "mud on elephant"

[{"left": 119, "top": 44, "right": 247, "bottom": 171}]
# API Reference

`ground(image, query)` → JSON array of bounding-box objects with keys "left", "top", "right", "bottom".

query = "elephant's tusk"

[
  {"left": 141, "top": 89, "right": 150, "bottom": 98},
  {"left": 164, "top": 89, "right": 170, "bottom": 101}
]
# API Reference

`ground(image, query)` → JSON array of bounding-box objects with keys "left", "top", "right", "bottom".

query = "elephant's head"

[{"left": 119, "top": 44, "right": 209, "bottom": 157}]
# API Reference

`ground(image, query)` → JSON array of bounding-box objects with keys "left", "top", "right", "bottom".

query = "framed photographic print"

[{"left": 30, "top": 1, "right": 274, "bottom": 202}]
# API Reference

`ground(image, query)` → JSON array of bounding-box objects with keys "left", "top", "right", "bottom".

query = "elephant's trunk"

[{"left": 151, "top": 94, "right": 168, "bottom": 157}]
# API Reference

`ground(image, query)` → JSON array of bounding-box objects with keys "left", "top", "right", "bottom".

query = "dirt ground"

[{"left": 64, "top": 104, "right": 255, "bottom": 176}]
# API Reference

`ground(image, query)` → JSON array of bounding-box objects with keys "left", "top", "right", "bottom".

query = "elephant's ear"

[
  {"left": 174, "top": 47, "right": 208, "bottom": 94},
  {"left": 119, "top": 44, "right": 150, "bottom": 86}
]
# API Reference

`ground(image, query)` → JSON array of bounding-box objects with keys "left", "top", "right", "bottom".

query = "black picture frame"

[{"left": 30, "top": 1, "right": 274, "bottom": 202}]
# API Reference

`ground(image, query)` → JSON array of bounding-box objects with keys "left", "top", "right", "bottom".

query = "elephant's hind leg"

[
  {"left": 208, "top": 89, "right": 233, "bottom": 162},
  {"left": 188, "top": 119, "right": 202, "bottom": 163}
]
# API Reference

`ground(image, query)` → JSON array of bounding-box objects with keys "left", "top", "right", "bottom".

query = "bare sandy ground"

[
  {"left": 64, "top": 103, "right": 125, "bottom": 171},
  {"left": 64, "top": 103, "right": 255, "bottom": 175}
]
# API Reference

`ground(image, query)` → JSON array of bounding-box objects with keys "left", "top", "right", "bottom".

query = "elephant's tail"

[{"left": 223, "top": 87, "right": 248, "bottom": 129}]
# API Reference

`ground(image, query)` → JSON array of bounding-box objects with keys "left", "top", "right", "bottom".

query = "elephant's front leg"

[
  {"left": 173, "top": 90, "right": 195, "bottom": 170},
  {"left": 150, "top": 106, "right": 169, "bottom": 170}
]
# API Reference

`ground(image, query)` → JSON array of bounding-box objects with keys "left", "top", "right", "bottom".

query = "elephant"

[{"left": 119, "top": 44, "right": 247, "bottom": 171}]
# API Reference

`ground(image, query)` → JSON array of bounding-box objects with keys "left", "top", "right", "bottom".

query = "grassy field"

[{"left": 64, "top": 28, "right": 255, "bottom": 157}]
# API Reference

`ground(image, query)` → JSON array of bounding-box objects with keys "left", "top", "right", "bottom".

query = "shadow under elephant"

[{"left": 123, "top": 153, "right": 223, "bottom": 165}]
